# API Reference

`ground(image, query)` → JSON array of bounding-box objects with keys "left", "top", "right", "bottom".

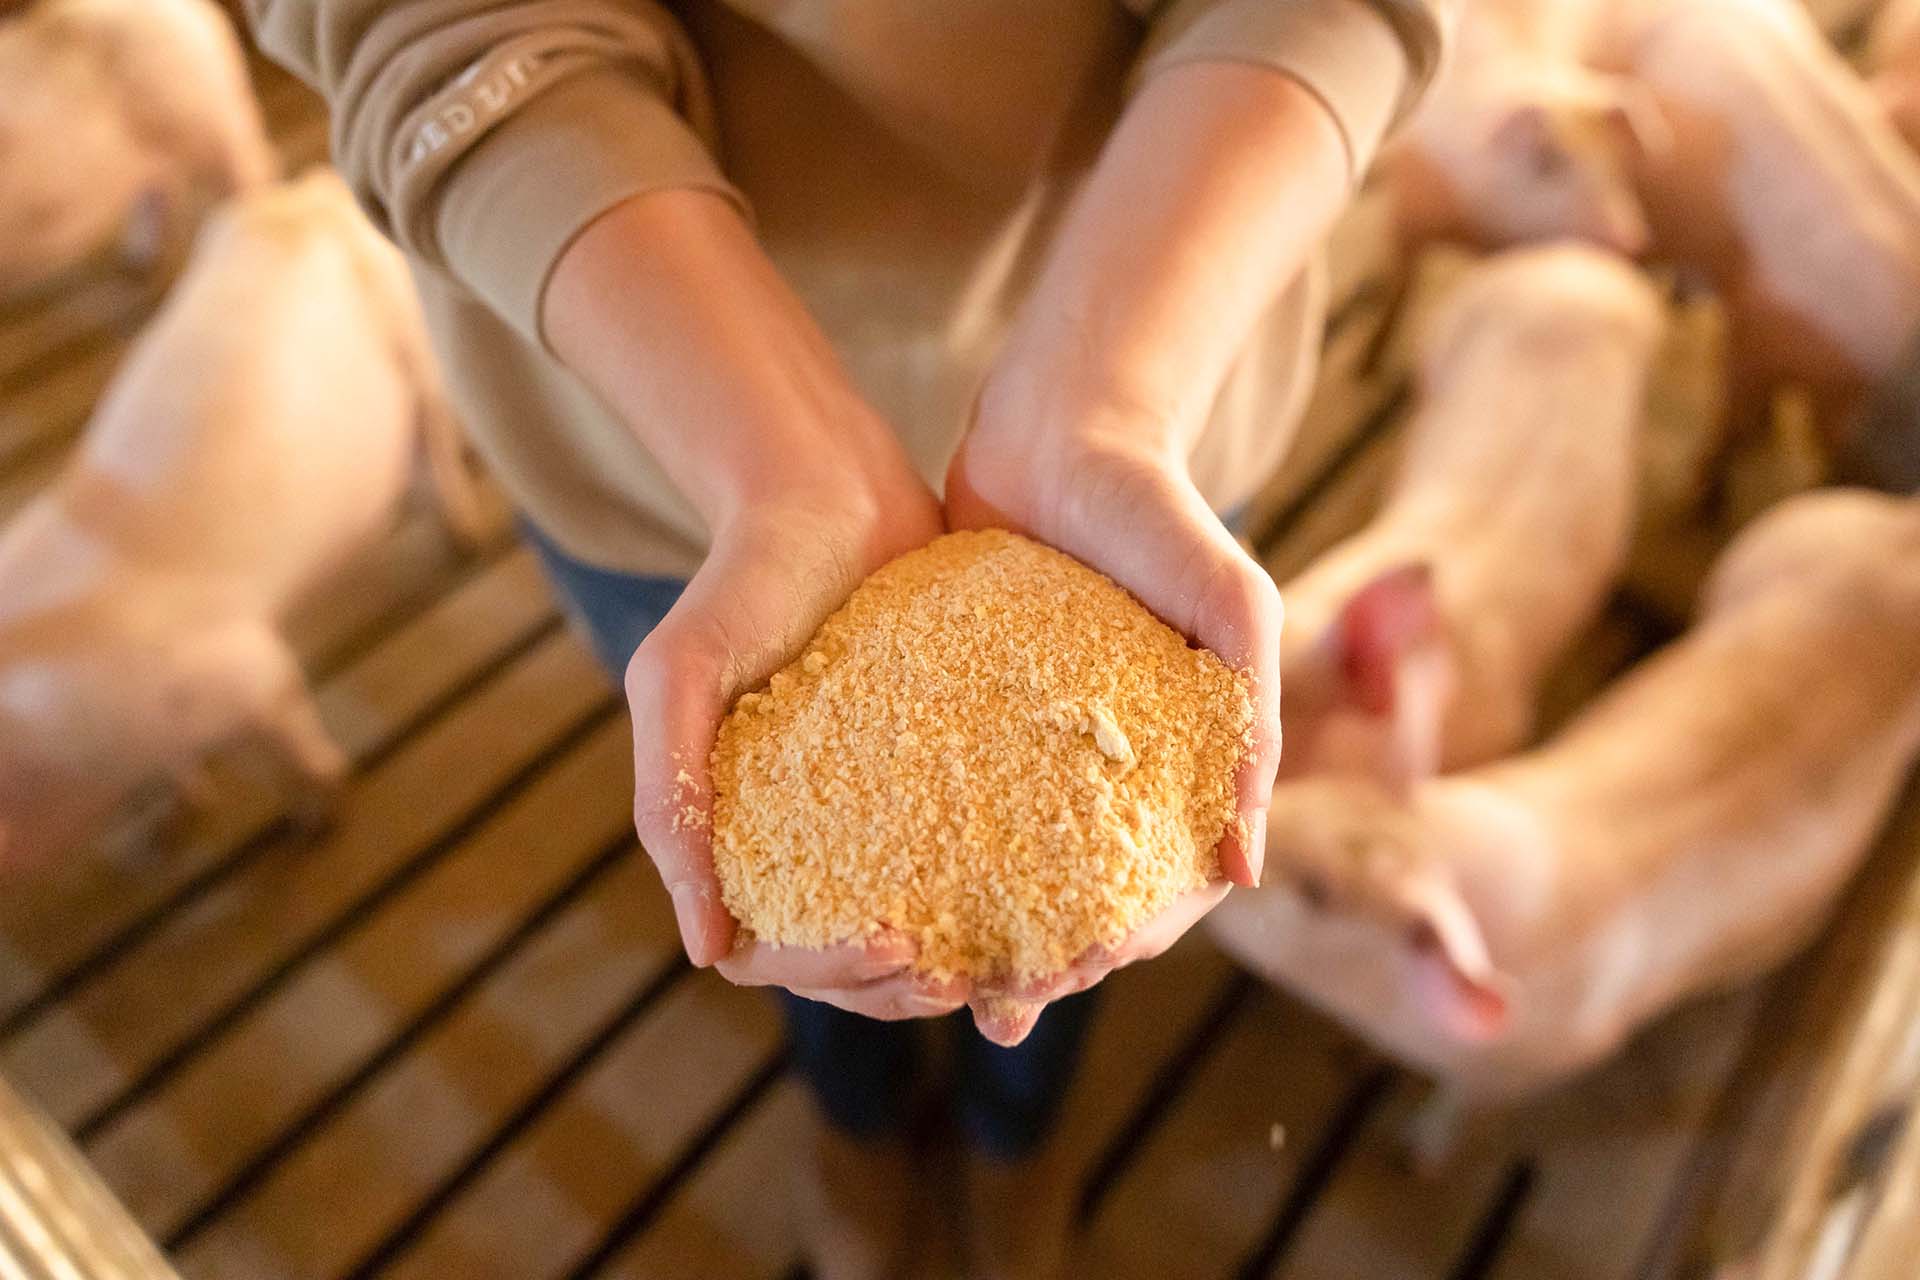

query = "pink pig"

[
  {"left": 1868, "top": 0, "right": 1920, "bottom": 157},
  {"left": 1381, "top": 0, "right": 1653, "bottom": 257},
  {"left": 1216, "top": 487, "right": 1920, "bottom": 1100},
  {"left": 0, "top": 169, "right": 486, "bottom": 871},
  {"left": 1279, "top": 244, "right": 1664, "bottom": 789},
  {"left": 0, "top": 0, "right": 276, "bottom": 293},
  {"left": 1611, "top": 0, "right": 1920, "bottom": 442}
]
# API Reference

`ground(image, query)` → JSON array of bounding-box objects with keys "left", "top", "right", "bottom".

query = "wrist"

[
  {"left": 971, "top": 359, "right": 1190, "bottom": 478},
  {"left": 546, "top": 188, "right": 923, "bottom": 532}
]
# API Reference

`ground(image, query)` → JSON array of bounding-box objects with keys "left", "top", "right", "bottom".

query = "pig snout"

[
  {"left": 1278, "top": 562, "right": 1453, "bottom": 787},
  {"left": 1265, "top": 774, "right": 1511, "bottom": 1042}
]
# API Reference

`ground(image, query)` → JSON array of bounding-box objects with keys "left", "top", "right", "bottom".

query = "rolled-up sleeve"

[
  {"left": 243, "top": 0, "right": 747, "bottom": 345},
  {"left": 1124, "top": 0, "right": 1456, "bottom": 182}
]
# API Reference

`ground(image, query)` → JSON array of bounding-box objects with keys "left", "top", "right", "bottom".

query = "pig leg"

[
  {"left": 369, "top": 249, "right": 496, "bottom": 549},
  {"left": 256, "top": 674, "right": 347, "bottom": 808},
  {"left": 414, "top": 384, "right": 493, "bottom": 551},
  {"left": 186, "top": 624, "right": 347, "bottom": 816}
]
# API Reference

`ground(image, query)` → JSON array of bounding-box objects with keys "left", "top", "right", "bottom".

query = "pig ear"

[
  {"left": 1401, "top": 880, "right": 1511, "bottom": 1045},
  {"left": 1334, "top": 563, "right": 1452, "bottom": 791},
  {"left": 1603, "top": 81, "right": 1675, "bottom": 165}
]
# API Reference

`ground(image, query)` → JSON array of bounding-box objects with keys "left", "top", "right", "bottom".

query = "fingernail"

[{"left": 670, "top": 884, "right": 718, "bottom": 966}]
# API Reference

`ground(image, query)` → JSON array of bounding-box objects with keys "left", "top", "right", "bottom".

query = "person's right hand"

[
  {"left": 624, "top": 465, "right": 970, "bottom": 1020},
  {"left": 544, "top": 188, "right": 965, "bottom": 1019}
]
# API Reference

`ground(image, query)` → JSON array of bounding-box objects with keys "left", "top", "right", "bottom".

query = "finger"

[
  {"left": 716, "top": 931, "right": 917, "bottom": 988},
  {"left": 990, "top": 880, "right": 1233, "bottom": 1003},
  {"left": 973, "top": 963, "right": 1104, "bottom": 1004},
  {"left": 791, "top": 973, "right": 970, "bottom": 1021},
  {"left": 625, "top": 518, "right": 895, "bottom": 967},
  {"left": 970, "top": 996, "right": 1048, "bottom": 1047},
  {"left": 1105, "top": 880, "right": 1232, "bottom": 968},
  {"left": 626, "top": 632, "right": 734, "bottom": 967},
  {"left": 1190, "top": 552, "right": 1283, "bottom": 890}
]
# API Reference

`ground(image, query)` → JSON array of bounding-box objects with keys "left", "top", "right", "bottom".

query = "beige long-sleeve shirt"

[{"left": 244, "top": 0, "right": 1452, "bottom": 578}]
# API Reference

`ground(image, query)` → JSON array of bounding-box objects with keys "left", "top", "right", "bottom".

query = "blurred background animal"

[
  {"left": 1218, "top": 487, "right": 1920, "bottom": 1101},
  {"left": 0, "top": 0, "right": 275, "bottom": 296},
  {"left": 0, "top": 169, "right": 488, "bottom": 871},
  {"left": 1610, "top": 0, "right": 1920, "bottom": 471},
  {"left": 1278, "top": 245, "right": 1663, "bottom": 789},
  {"left": 1868, "top": 0, "right": 1920, "bottom": 151},
  {"left": 1381, "top": 0, "right": 1654, "bottom": 258}
]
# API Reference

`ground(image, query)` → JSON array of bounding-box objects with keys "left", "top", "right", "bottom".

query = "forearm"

[
  {"left": 988, "top": 62, "right": 1351, "bottom": 458},
  {"left": 543, "top": 189, "right": 915, "bottom": 529}
]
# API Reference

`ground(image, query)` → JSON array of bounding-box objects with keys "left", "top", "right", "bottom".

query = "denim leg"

[
  {"left": 523, "top": 522, "right": 928, "bottom": 1142},
  {"left": 776, "top": 991, "right": 925, "bottom": 1140},
  {"left": 949, "top": 988, "right": 1102, "bottom": 1162},
  {"left": 522, "top": 523, "right": 688, "bottom": 676}
]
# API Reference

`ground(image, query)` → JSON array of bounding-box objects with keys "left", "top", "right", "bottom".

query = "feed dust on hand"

[{"left": 710, "top": 529, "right": 1254, "bottom": 983}]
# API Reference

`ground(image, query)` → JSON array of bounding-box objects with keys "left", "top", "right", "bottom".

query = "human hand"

[
  {"left": 944, "top": 393, "right": 1285, "bottom": 1045},
  {"left": 545, "top": 189, "right": 965, "bottom": 1018},
  {"left": 625, "top": 467, "right": 972, "bottom": 1020}
]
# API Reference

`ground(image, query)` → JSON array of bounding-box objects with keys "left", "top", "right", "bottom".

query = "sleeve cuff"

[
  {"left": 423, "top": 65, "right": 749, "bottom": 350},
  {"left": 1136, "top": 0, "right": 1426, "bottom": 183}
]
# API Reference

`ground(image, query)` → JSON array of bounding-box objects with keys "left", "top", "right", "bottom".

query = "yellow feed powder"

[{"left": 709, "top": 529, "right": 1254, "bottom": 982}]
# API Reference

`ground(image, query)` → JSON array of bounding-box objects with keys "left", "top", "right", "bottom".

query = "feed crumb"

[
  {"left": 710, "top": 529, "right": 1254, "bottom": 982},
  {"left": 1269, "top": 1123, "right": 1286, "bottom": 1152}
]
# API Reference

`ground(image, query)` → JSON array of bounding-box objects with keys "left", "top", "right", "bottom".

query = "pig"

[
  {"left": 1215, "top": 487, "right": 1920, "bottom": 1101},
  {"left": 1868, "top": 0, "right": 1920, "bottom": 156},
  {"left": 0, "top": 168, "right": 487, "bottom": 871},
  {"left": 1610, "top": 0, "right": 1920, "bottom": 452},
  {"left": 1380, "top": 0, "right": 1654, "bottom": 258},
  {"left": 0, "top": 0, "right": 277, "bottom": 294},
  {"left": 1278, "top": 245, "right": 1664, "bottom": 789}
]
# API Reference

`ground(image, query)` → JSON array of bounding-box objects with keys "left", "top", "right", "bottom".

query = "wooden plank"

[
  {"left": 1077, "top": 986, "right": 1376, "bottom": 1279},
  {"left": 1263, "top": 975, "right": 1759, "bottom": 1280},
  {"left": 1271, "top": 1076, "right": 1508, "bottom": 1280},
  {"left": 1260, "top": 429, "right": 1403, "bottom": 586},
  {"left": 366, "top": 977, "right": 781, "bottom": 1280},
  {"left": 1642, "top": 780, "right": 1920, "bottom": 1280},
  {"left": 0, "top": 630, "right": 613, "bottom": 1129},
  {"left": 1245, "top": 295, "right": 1403, "bottom": 557},
  {"left": 1485, "top": 989, "right": 1763, "bottom": 1280},
  {"left": 1323, "top": 189, "right": 1400, "bottom": 322},
  {"left": 165, "top": 854, "right": 693, "bottom": 1280},
  {"left": 1059, "top": 936, "right": 1244, "bottom": 1212},
  {"left": 592, "top": 1082, "right": 809, "bottom": 1280},
  {"left": 0, "top": 545, "right": 559, "bottom": 1020},
  {"left": 0, "top": 337, "right": 125, "bottom": 474},
  {"left": 79, "top": 718, "right": 637, "bottom": 1237},
  {"left": 596, "top": 926, "right": 1245, "bottom": 1280},
  {"left": 0, "top": 1077, "right": 178, "bottom": 1280},
  {"left": 0, "top": 277, "right": 150, "bottom": 400}
]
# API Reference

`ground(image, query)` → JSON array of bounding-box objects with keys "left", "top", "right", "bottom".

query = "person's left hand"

[{"left": 944, "top": 387, "right": 1285, "bottom": 1046}]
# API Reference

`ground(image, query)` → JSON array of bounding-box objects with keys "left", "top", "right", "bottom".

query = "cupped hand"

[
  {"left": 944, "top": 395, "right": 1285, "bottom": 1045},
  {"left": 624, "top": 465, "right": 966, "bottom": 1021}
]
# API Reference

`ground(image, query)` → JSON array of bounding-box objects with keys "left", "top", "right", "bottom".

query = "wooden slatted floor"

[{"left": 5, "top": 20, "right": 1920, "bottom": 1280}]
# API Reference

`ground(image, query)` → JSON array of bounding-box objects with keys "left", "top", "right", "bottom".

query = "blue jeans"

[{"left": 527, "top": 526, "right": 1097, "bottom": 1160}]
